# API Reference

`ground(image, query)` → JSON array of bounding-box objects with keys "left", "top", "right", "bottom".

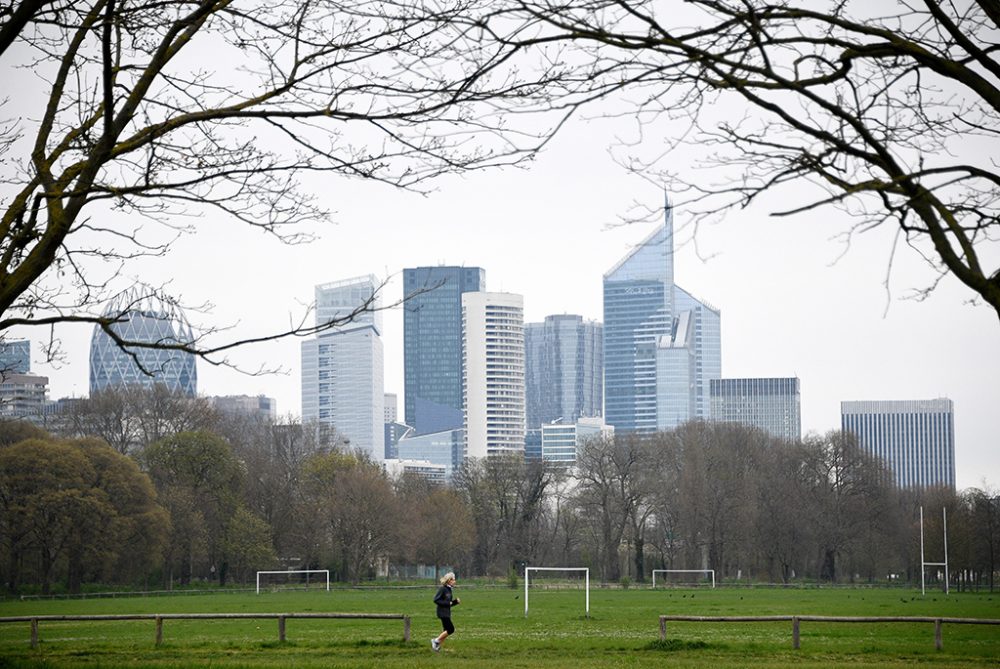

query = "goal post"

[
  {"left": 256, "top": 569, "right": 330, "bottom": 594},
  {"left": 651, "top": 569, "right": 716, "bottom": 588},
  {"left": 524, "top": 567, "right": 589, "bottom": 618}
]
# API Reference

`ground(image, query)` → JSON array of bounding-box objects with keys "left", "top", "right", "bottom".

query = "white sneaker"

[{"left": 431, "top": 638, "right": 440, "bottom": 652}]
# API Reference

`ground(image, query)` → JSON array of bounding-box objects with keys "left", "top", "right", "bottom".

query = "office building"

[
  {"left": 384, "top": 393, "right": 398, "bottom": 423},
  {"left": 89, "top": 291, "right": 197, "bottom": 396},
  {"left": 541, "top": 416, "right": 614, "bottom": 466},
  {"left": 603, "top": 197, "right": 720, "bottom": 432},
  {"left": 0, "top": 340, "right": 30, "bottom": 376},
  {"left": 710, "top": 377, "right": 801, "bottom": 441},
  {"left": 209, "top": 395, "right": 277, "bottom": 420},
  {"left": 525, "top": 315, "right": 603, "bottom": 428},
  {"left": 841, "top": 399, "right": 956, "bottom": 490},
  {"left": 462, "top": 291, "right": 525, "bottom": 458},
  {"left": 403, "top": 266, "right": 485, "bottom": 435},
  {"left": 396, "top": 427, "right": 464, "bottom": 480},
  {"left": 301, "top": 276, "right": 384, "bottom": 461}
]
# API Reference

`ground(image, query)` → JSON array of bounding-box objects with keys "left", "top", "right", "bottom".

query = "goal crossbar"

[
  {"left": 256, "top": 569, "right": 330, "bottom": 594},
  {"left": 524, "top": 567, "right": 589, "bottom": 618},
  {"left": 652, "top": 569, "right": 716, "bottom": 588}
]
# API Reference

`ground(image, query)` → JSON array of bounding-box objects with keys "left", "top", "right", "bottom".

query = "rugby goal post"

[
  {"left": 256, "top": 569, "right": 330, "bottom": 594},
  {"left": 651, "top": 569, "right": 715, "bottom": 588},
  {"left": 524, "top": 567, "right": 589, "bottom": 618}
]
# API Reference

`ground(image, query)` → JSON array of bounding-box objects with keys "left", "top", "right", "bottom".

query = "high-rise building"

[
  {"left": 710, "top": 377, "right": 801, "bottom": 441},
  {"left": 301, "top": 276, "right": 384, "bottom": 461},
  {"left": 841, "top": 399, "right": 956, "bottom": 490},
  {"left": 384, "top": 393, "right": 398, "bottom": 423},
  {"left": 403, "top": 266, "right": 485, "bottom": 435},
  {"left": 396, "top": 428, "right": 465, "bottom": 480},
  {"left": 0, "top": 340, "right": 30, "bottom": 376},
  {"left": 603, "top": 197, "right": 720, "bottom": 433},
  {"left": 89, "top": 291, "right": 197, "bottom": 396},
  {"left": 525, "top": 315, "right": 603, "bottom": 428},
  {"left": 462, "top": 291, "right": 525, "bottom": 458}
]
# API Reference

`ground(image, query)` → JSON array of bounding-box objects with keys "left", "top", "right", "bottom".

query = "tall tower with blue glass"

[
  {"left": 603, "top": 197, "right": 721, "bottom": 433},
  {"left": 403, "top": 266, "right": 485, "bottom": 435}
]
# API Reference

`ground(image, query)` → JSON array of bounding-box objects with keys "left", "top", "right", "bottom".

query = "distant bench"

[
  {"left": 0, "top": 612, "right": 411, "bottom": 649},
  {"left": 658, "top": 614, "right": 1000, "bottom": 650}
]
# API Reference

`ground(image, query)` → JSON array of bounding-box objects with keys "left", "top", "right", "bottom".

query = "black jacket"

[{"left": 434, "top": 584, "right": 458, "bottom": 618}]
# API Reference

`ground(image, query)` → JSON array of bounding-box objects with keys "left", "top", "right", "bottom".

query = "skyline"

[{"left": 6, "top": 115, "right": 997, "bottom": 491}]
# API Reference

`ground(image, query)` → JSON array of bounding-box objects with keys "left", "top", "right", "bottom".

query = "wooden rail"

[
  {"left": 658, "top": 614, "right": 1000, "bottom": 650},
  {"left": 0, "top": 612, "right": 411, "bottom": 649}
]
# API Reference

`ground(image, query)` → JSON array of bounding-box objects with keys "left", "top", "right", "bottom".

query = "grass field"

[{"left": 0, "top": 584, "right": 998, "bottom": 668}]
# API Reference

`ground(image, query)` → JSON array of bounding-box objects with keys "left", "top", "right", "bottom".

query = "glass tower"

[
  {"left": 301, "top": 275, "right": 384, "bottom": 461},
  {"left": 403, "top": 266, "right": 485, "bottom": 435},
  {"left": 0, "top": 340, "right": 30, "bottom": 376},
  {"left": 89, "top": 291, "right": 197, "bottom": 396},
  {"left": 710, "top": 377, "right": 801, "bottom": 441},
  {"left": 841, "top": 399, "right": 955, "bottom": 489},
  {"left": 525, "top": 315, "right": 603, "bottom": 428},
  {"left": 603, "top": 197, "right": 720, "bottom": 433}
]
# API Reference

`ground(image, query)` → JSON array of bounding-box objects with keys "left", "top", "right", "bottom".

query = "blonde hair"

[{"left": 440, "top": 572, "right": 456, "bottom": 585}]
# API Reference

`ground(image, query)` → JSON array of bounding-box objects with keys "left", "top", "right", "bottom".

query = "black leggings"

[{"left": 440, "top": 617, "right": 455, "bottom": 635}]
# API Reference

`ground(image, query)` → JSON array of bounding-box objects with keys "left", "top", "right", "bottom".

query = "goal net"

[
  {"left": 651, "top": 569, "right": 716, "bottom": 588},
  {"left": 256, "top": 569, "right": 330, "bottom": 594},
  {"left": 524, "top": 567, "right": 589, "bottom": 617}
]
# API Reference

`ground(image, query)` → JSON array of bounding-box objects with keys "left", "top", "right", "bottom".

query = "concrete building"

[
  {"left": 0, "top": 373, "right": 48, "bottom": 418},
  {"left": 462, "top": 291, "right": 525, "bottom": 458}
]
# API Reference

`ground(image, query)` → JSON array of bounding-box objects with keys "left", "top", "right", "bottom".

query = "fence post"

[
  {"left": 403, "top": 616, "right": 411, "bottom": 642},
  {"left": 934, "top": 619, "right": 942, "bottom": 650},
  {"left": 792, "top": 617, "right": 800, "bottom": 650},
  {"left": 30, "top": 618, "right": 38, "bottom": 650},
  {"left": 278, "top": 615, "right": 286, "bottom": 642},
  {"left": 155, "top": 616, "right": 163, "bottom": 646},
  {"left": 659, "top": 616, "right": 666, "bottom": 641}
]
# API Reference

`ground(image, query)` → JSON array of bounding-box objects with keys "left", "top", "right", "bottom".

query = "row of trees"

[{"left": 2, "top": 388, "right": 998, "bottom": 593}]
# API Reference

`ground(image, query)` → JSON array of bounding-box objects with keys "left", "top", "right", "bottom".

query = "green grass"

[{"left": 1, "top": 586, "right": 998, "bottom": 668}]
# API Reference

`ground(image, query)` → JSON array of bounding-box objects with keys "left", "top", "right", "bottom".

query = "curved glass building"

[{"left": 89, "top": 291, "right": 197, "bottom": 396}]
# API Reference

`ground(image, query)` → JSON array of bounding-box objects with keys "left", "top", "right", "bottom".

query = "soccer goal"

[
  {"left": 256, "top": 569, "right": 330, "bottom": 594},
  {"left": 651, "top": 569, "right": 716, "bottom": 588},
  {"left": 524, "top": 567, "right": 589, "bottom": 618}
]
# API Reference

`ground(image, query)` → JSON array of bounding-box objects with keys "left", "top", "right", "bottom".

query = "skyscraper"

[
  {"left": 710, "top": 377, "right": 801, "bottom": 441},
  {"left": 462, "top": 291, "right": 525, "bottom": 458},
  {"left": 525, "top": 315, "right": 603, "bottom": 428},
  {"left": 403, "top": 266, "right": 485, "bottom": 435},
  {"left": 841, "top": 399, "right": 956, "bottom": 490},
  {"left": 89, "top": 291, "right": 197, "bottom": 396},
  {"left": 603, "top": 197, "right": 720, "bottom": 433},
  {"left": 301, "top": 275, "right": 384, "bottom": 461}
]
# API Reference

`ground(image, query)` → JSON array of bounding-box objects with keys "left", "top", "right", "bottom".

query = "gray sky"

[{"left": 14, "top": 110, "right": 998, "bottom": 492}]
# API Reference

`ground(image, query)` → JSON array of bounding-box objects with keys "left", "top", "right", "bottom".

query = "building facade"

[
  {"left": 403, "top": 266, "right": 485, "bottom": 435},
  {"left": 603, "top": 198, "right": 720, "bottom": 433},
  {"left": 540, "top": 416, "right": 614, "bottom": 466},
  {"left": 209, "top": 395, "right": 277, "bottom": 420},
  {"left": 0, "top": 373, "right": 48, "bottom": 418},
  {"left": 0, "top": 340, "right": 30, "bottom": 376},
  {"left": 841, "top": 399, "right": 956, "bottom": 490},
  {"left": 710, "top": 377, "right": 801, "bottom": 441},
  {"left": 524, "top": 315, "right": 603, "bottom": 428},
  {"left": 89, "top": 291, "right": 197, "bottom": 396},
  {"left": 301, "top": 276, "right": 384, "bottom": 461},
  {"left": 396, "top": 427, "right": 465, "bottom": 480},
  {"left": 462, "top": 291, "right": 525, "bottom": 458}
]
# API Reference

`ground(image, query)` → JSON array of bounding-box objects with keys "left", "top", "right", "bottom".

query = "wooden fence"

[
  {"left": 658, "top": 614, "right": 1000, "bottom": 650},
  {"left": 0, "top": 612, "right": 411, "bottom": 649}
]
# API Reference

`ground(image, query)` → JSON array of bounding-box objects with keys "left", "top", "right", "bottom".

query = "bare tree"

[
  {"left": 477, "top": 0, "right": 1000, "bottom": 316},
  {"left": 0, "top": 0, "right": 564, "bottom": 363}
]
